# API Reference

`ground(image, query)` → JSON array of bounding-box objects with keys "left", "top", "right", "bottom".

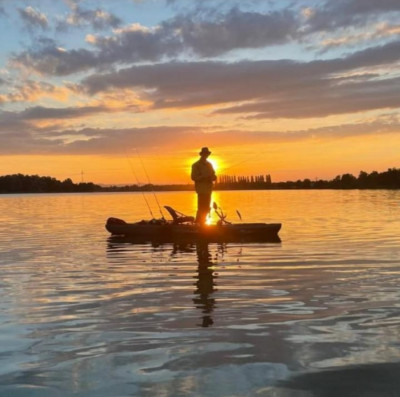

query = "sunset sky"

[{"left": 0, "top": 0, "right": 399, "bottom": 184}]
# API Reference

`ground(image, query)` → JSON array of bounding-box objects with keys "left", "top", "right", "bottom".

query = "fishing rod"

[
  {"left": 221, "top": 152, "right": 265, "bottom": 173},
  {"left": 135, "top": 149, "right": 165, "bottom": 219},
  {"left": 125, "top": 151, "right": 155, "bottom": 219}
]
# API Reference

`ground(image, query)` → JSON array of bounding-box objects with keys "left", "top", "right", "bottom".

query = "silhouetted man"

[{"left": 191, "top": 147, "right": 216, "bottom": 225}]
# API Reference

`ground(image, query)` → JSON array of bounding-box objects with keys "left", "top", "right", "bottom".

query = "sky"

[{"left": 0, "top": 0, "right": 399, "bottom": 184}]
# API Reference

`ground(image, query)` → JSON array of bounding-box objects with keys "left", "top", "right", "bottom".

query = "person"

[{"left": 191, "top": 147, "right": 216, "bottom": 225}]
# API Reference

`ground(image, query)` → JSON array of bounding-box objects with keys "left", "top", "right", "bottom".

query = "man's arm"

[{"left": 191, "top": 163, "right": 202, "bottom": 182}]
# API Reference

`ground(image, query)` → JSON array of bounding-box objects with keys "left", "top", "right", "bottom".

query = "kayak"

[
  {"left": 105, "top": 218, "right": 281, "bottom": 242},
  {"left": 105, "top": 206, "right": 281, "bottom": 243}
]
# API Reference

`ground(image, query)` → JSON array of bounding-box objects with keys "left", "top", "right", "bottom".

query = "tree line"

[
  {"left": 0, "top": 168, "right": 399, "bottom": 193},
  {"left": 216, "top": 168, "right": 400, "bottom": 190},
  {"left": 0, "top": 174, "right": 101, "bottom": 193},
  {"left": 216, "top": 174, "right": 272, "bottom": 189}
]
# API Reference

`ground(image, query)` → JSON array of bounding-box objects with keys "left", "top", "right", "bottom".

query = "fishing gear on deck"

[{"left": 213, "top": 202, "right": 232, "bottom": 225}]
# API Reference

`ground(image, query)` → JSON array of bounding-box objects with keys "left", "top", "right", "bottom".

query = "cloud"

[
  {"left": 218, "top": 76, "right": 400, "bottom": 119},
  {"left": 78, "top": 40, "right": 400, "bottom": 118},
  {"left": 1, "top": 117, "right": 399, "bottom": 156},
  {"left": 0, "top": 103, "right": 112, "bottom": 154},
  {"left": 341, "top": 39, "right": 400, "bottom": 68},
  {"left": 315, "top": 22, "right": 400, "bottom": 51},
  {"left": 0, "top": 110, "right": 33, "bottom": 136},
  {"left": 306, "top": 0, "right": 400, "bottom": 33},
  {"left": 87, "top": 22, "right": 182, "bottom": 64},
  {"left": 325, "top": 0, "right": 400, "bottom": 16},
  {"left": 12, "top": 7, "right": 299, "bottom": 76},
  {"left": 18, "top": 6, "right": 48, "bottom": 30},
  {"left": 7, "top": 0, "right": 400, "bottom": 78},
  {"left": 28, "top": 105, "right": 103, "bottom": 120},
  {"left": 0, "top": 129, "right": 66, "bottom": 155},
  {"left": 58, "top": 4, "right": 122, "bottom": 31},
  {"left": 163, "top": 8, "right": 298, "bottom": 57},
  {"left": 12, "top": 45, "right": 98, "bottom": 76},
  {"left": 19, "top": 105, "right": 108, "bottom": 120},
  {"left": 4, "top": 79, "right": 71, "bottom": 103}
]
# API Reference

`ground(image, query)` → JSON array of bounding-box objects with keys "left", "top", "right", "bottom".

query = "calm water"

[{"left": 1, "top": 190, "right": 400, "bottom": 396}]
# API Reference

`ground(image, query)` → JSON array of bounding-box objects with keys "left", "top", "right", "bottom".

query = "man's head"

[{"left": 199, "top": 147, "right": 211, "bottom": 158}]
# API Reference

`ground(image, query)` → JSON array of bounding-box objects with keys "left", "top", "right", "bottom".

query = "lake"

[{"left": 1, "top": 190, "right": 400, "bottom": 396}]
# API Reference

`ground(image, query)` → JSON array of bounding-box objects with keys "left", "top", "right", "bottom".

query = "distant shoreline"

[
  {"left": 0, "top": 185, "right": 400, "bottom": 196},
  {"left": 0, "top": 169, "right": 399, "bottom": 194},
  {"left": 2, "top": 187, "right": 400, "bottom": 193}
]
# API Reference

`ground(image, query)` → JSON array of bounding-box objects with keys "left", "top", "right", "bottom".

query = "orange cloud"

[
  {"left": 320, "top": 22, "right": 400, "bottom": 49},
  {"left": 4, "top": 80, "right": 72, "bottom": 104}
]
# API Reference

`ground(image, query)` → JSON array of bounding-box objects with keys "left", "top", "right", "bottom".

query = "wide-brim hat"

[{"left": 199, "top": 147, "right": 211, "bottom": 155}]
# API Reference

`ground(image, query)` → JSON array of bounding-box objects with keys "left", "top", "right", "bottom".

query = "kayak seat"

[{"left": 164, "top": 206, "right": 195, "bottom": 224}]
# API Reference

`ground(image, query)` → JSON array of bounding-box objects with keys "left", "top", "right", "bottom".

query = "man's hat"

[{"left": 199, "top": 147, "right": 211, "bottom": 155}]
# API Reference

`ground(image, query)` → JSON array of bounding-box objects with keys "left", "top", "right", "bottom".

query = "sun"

[
  {"left": 186, "top": 155, "right": 223, "bottom": 177},
  {"left": 208, "top": 156, "right": 222, "bottom": 173}
]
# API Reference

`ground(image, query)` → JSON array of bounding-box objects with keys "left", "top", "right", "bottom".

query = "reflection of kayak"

[{"left": 105, "top": 207, "right": 281, "bottom": 243}]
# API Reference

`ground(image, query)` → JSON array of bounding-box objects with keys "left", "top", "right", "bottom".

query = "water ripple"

[{"left": 1, "top": 191, "right": 400, "bottom": 396}]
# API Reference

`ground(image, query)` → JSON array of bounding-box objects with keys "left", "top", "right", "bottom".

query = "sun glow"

[
  {"left": 186, "top": 155, "right": 223, "bottom": 179},
  {"left": 208, "top": 156, "right": 223, "bottom": 174},
  {"left": 208, "top": 158, "right": 218, "bottom": 173}
]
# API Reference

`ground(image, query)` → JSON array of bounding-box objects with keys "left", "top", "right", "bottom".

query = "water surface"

[{"left": 1, "top": 190, "right": 400, "bottom": 396}]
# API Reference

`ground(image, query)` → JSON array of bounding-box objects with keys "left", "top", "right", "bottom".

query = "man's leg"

[{"left": 196, "top": 193, "right": 211, "bottom": 224}]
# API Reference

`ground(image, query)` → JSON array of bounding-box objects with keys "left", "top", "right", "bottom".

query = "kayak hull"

[{"left": 105, "top": 218, "right": 281, "bottom": 243}]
